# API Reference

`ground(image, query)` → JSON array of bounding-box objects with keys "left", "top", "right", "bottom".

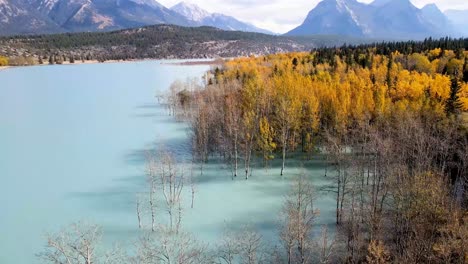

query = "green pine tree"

[{"left": 446, "top": 77, "right": 463, "bottom": 115}]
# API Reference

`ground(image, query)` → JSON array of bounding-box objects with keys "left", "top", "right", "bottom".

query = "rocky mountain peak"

[{"left": 170, "top": 1, "right": 210, "bottom": 22}]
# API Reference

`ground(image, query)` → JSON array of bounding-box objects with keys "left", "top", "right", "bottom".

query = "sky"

[{"left": 157, "top": 0, "right": 468, "bottom": 34}]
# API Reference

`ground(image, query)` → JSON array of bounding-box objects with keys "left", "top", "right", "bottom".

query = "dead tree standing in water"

[{"left": 280, "top": 172, "right": 319, "bottom": 264}]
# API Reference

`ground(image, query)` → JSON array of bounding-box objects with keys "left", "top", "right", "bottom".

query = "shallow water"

[{"left": 0, "top": 61, "right": 335, "bottom": 263}]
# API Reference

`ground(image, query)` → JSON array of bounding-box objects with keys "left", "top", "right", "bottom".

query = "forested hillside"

[{"left": 0, "top": 25, "right": 372, "bottom": 65}]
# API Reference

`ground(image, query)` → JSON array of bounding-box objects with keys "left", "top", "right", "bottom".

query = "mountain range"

[
  {"left": 170, "top": 2, "right": 272, "bottom": 34},
  {"left": 0, "top": 0, "right": 467, "bottom": 39},
  {"left": 0, "top": 0, "right": 271, "bottom": 35},
  {"left": 286, "top": 0, "right": 460, "bottom": 39}
]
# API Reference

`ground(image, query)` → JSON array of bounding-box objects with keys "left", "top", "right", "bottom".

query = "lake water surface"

[{"left": 0, "top": 61, "right": 334, "bottom": 263}]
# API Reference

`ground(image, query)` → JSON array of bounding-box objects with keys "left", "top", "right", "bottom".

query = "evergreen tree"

[
  {"left": 386, "top": 55, "right": 393, "bottom": 89},
  {"left": 292, "top": 57, "right": 298, "bottom": 69},
  {"left": 446, "top": 78, "right": 463, "bottom": 115},
  {"left": 463, "top": 59, "right": 468, "bottom": 83}
]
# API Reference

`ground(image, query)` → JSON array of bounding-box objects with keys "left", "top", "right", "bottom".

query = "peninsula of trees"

[{"left": 169, "top": 37, "right": 468, "bottom": 263}]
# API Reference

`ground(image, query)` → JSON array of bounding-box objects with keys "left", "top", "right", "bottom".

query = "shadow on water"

[
  {"left": 67, "top": 192, "right": 136, "bottom": 213},
  {"left": 132, "top": 113, "right": 160, "bottom": 118},
  {"left": 135, "top": 103, "right": 162, "bottom": 110},
  {"left": 124, "top": 138, "right": 191, "bottom": 166}
]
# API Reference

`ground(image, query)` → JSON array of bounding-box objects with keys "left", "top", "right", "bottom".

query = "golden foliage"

[
  {"left": 366, "top": 240, "right": 390, "bottom": 264},
  {"left": 215, "top": 49, "right": 467, "bottom": 137},
  {"left": 0, "top": 56, "right": 8, "bottom": 66}
]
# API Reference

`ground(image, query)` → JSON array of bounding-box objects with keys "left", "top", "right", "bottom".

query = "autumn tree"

[{"left": 272, "top": 72, "right": 301, "bottom": 176}]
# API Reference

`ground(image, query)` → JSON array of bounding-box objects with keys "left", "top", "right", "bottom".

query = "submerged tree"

[
  {"left": 37, "top": 222, "right": 126, "bottom": 264},
  {"left": 280, "top": 172, "right": 319, "bottom": 264},
  {"left": 136, "top": 227, "right": 211, "bottom": 264},
  {"left": 145, "top": 148, "right": 186, "bottom": 233}
]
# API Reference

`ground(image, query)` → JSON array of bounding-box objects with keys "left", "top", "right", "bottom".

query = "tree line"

[
  {"left": 0, "top": 24, "right": 383, "bottom": 66},
  {"left": 0, "top": 25, "right": 312, "bottom": 65}
]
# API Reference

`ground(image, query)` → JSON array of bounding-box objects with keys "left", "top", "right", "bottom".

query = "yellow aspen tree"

[
  {"left": 273, "top": 71, "right": 302, "bottom": 176},
  {"left": 257, "top": 116, "right": 276, "bottom": 166}
]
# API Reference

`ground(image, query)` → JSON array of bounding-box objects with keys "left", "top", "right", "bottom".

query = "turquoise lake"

[{"left": 0, "top": 61, "right": 335, "bottom": 263}]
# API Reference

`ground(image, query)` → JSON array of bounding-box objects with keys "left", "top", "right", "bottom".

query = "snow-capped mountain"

[
  {"left": 170, "top": 1, "right": 272, "bottom": 34},
  {"left": 286, "top": 0, "right": 370, "bottom": 37},
  {"left": 0, "top": 0, "right": 272, "bottom": 35},
  {"left": 286, "top": 0, "right": 457, "bottom": 39},
  {"left": 170, "top": 1, "right": 210, "bottom": 22},
  {"left": 1, "top": 0, "right": 192, "bottom": 35},
  {"left": 34, "top": 0, "right": 191, "bottom": 32},
  {"left": 0, "top": 0, "right": 62, "bottom": 35}
]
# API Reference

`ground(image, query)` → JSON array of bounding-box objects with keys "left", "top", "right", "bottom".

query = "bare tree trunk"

[
  {"left": 245, "top": 143, "right": 252, "bottom": 180},
  {"left": 146, "top": 152, "right": 157, "bottom": 232},
  {"left": 281, "top": 144, "right": 286, "bottom": 176},
  {"left": 336, "top": 169, "right": 341, "bottom": 225},
  {"left": 149, "top": 187, "right": 156, "bottom": 232},
  {"left": 318, "top": 226, "right": 335, "bottom": 264},
  {"left": 324, "top": 157, "right": 328, "bottom": 177},
  {"left": 234, "top": 133, "right": 238, "bottom": 178},
  {"left": 177, "top": 201, "right": 182, "bottom": 234},
  {"left": 281, "top": 128, "right": 288, "bottom": 176},
  {"left": 86, "top": 246, "right": 92, "bottom": 264},
  {"left": 190, "top": 163, "right": 196, "bottom": 209},
  {"left": 136, "top": 196, "right": 142, "bottom": 229}
]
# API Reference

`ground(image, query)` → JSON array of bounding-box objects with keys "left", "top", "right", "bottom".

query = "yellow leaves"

[
  {"left": 443, "top": 50, "right": 456, "bottom": 60},
  {"left": 301, "top": 79, "right": 320, "bottom": 132},
  {"left": 433, "top": 211, "right": 468, "bottom": 263},
  {"left": 334, "top": 77, "right": 351, "bottom": 130},
  {"left": 372, "top": 57, "right": 389, "bottom": 85},
  {"left": 218, "top": 50, "right": 463, "bottom": 135},
  {"left": 408, "top": 53, "right": 432, "bottom": 74},
  {"left": 428, "top": 48, "right": 442, "bottom": 60},
  {"left": 392, "top": 70, "right": 425, "bottom": 101},
  {"left": 429, "top": 75, "right": 451, "bottom": 102},
  {"left": 446, "top": 58, "right": 464, "bottom": 78},
  {"left": 459, "top": 83, "right": 468, "bottom": 112},
  {"left": 257, "top": 117, "right": 276, "bottom": 160},
  {"left": 366, "top": 240, "right": 390, "bottom": 264},
  {"left": 407, "top": 172, "right": 450, "bottom": 226},
  {"left": 373, "top": 84, "right": 390, "bottom": 118},
  {"left": 0, "top": 56, "right": 8, "bottom": 66}
]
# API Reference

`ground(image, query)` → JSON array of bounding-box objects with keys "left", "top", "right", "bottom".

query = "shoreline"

[
  {"left": 0, "top": 58, "right": 224, "bottom": 71},
  {"left": 164, "top": 58, "right": 224, "bottom": 66}
]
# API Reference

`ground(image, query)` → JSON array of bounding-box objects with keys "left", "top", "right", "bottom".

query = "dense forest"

[
  {"left": 38, "top": 38, "right": 468, "bottom": 263},
  {"left": 0, "top": 24, "right": 373, "bottom": 66}
]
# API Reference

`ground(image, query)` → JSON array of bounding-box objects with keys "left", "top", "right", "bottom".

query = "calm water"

[{"left": 0, "top": 61, "right": 334, "bottom": 263}]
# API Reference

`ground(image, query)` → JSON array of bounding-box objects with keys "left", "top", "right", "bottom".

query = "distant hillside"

[
  {"left": 0, "top": 24, "right": 375, "bottom": 63},
  {"left": 286, "top": 0, "right": 457, "bottom": 39}
]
